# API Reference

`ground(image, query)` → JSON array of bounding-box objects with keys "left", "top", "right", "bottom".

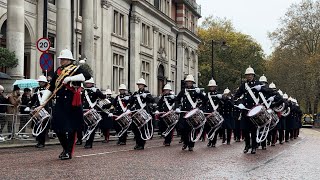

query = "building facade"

[{"left": 0, "top": 0, "right": 201, "bottom": 95}]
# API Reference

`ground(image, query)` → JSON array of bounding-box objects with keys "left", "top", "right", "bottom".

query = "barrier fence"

[{"left": 0, "top": 104, "right": 160, "bottom": 143}]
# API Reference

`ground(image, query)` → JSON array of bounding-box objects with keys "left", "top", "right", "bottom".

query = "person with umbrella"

[
  {"left": 37, "top": 49, "right": 91, "bottom": 160},
  {"left": 7, "top": 85, "right": 21, "bottom": 139},
  {"left": 18, "top": 88, "right": 32, "bottom": 139}
]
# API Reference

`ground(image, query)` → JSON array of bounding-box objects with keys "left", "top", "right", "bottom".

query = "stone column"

[
  {"left": 194, "top": 51, "right": 199, "bottom": 84},
  {"left": 6, "top": 0, "right": 24, "bottom": 79},
  {"left": 152, "top": 26, "right": 159, "bottom": 95},
  {"left": 81, "top": 0, "right": 94, "bottom": 68},
  {"left": 176, "top": 41, "right": 185, "bottom": 91},
  {"left": 56, "top": 0, "right": 72, "bottom": 59},
  {"left": 129, "top": 13, "right": 141, "bottom": 92},
  {"left": 101, "top": 0, "right": 112, "bottom": 90}
]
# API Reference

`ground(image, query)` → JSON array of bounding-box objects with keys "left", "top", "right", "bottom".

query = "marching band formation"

[{"left": 20, "top": 49, "right": 302, "bottom": 160}]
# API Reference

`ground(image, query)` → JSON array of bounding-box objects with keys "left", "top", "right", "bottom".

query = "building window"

[
  {"left": 113, "top": 53, "right": 125, "bottom": 91},
  {"left": 171, "top": 71, "right": 175, "bottom": 92},
  {"left": 141, "top": 23, "right": 151, "bottom": 46},
  {"left": 184, "top": 9, "right": 189, "bottom": 29},
  {"left": 48, "top": 0, "right": 55, "bottom": 5},
  {"left": 141, "top": 61, "right": 150, "bottom": 86},
  {"left": 170, "top": 41, "right": 175, "bottom": 60},
  {"left": 48, "top": 33, "right": 55, "bottom": 48},
  {"left": 78, "top": 42, "right": 82, "bottom": 58},
  {"left": 159, "top": 33, "right": 166, "bottom": 50},
  {"left": 78, "top": 0, "right": 82, "bottom": 17},
  {"left": 191, "top": 15, "right": 195, "bottom": 32},
  {"left": 113, "top": 10, "right": 124, "bottom": 37}
]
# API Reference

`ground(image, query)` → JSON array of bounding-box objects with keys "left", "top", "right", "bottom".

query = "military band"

[{"left": 26, "top": 48, "right": 303, "bottom": 160}]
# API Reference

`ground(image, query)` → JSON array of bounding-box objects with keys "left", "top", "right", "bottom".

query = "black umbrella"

[{"left": 0, "top": 72, "right": 12, "bottom": 79}]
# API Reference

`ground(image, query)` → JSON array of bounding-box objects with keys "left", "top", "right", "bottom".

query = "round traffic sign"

[
  {"left": 40, "top": 53, "right": 53, "bottom": 71},
  {"left": 36, "top": 38, "right": 51, "bottom": 52}
]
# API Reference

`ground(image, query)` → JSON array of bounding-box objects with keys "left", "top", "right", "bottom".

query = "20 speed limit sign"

[{"left": 36, "top": 38, "right": 51, "bottom": 52}]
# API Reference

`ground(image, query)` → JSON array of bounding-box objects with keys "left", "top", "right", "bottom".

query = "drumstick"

[{"left": 186, "top": 88, "right": 205, "bottom": 91}]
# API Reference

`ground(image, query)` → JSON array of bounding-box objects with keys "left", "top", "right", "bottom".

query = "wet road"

[{"left": 0, "top": 128, "right": 319, "bottom": 180}]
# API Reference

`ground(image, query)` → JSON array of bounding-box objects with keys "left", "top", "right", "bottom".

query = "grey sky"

[{"left": 197, "top": 0, "right": 302, "bottom": 55}]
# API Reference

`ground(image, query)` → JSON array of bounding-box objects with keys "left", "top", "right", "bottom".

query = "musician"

[
  {"left": 128, "top": 78, "right": 154, "bottom": 150},
  {"left": 108, "top": 84, "right": 130, "bottom": 145},
  {"left": 283, "top": 94, "right": 293, "bottom": 142},
  {"left": 276, "top": 89, "right": 285, "bottom": 144},
  {"left": 203, "top": 79, "right": 222, "bottom": 147},
  {"left": 220, "top": 88, "right": 234, "bottom": 145},
  {"left": 100, "top": 89, "right": 114, "bottom": 143},
  {"left": 38, "top": 49, "right": 91, "bottom": 160},
  {"left": 174, "top": 74, "right": 206, "bottom": 151},
  {"left": 155, "top": 84, "right": 175, "bottom": 146},
  {"left": 81, "top": 78, "right": 106, "bottom": 148},
  {"left": 291, "top": 98, "right": 302, "bottom": 139},
  {"left": 234, "top": 66, "right": 266, "bottom": 154},
  {"left": 266, "top": 82, "right": 284, "bottom": 146},
  {"left": 27, "top": 75, "right": 50, "bottom": 148}
]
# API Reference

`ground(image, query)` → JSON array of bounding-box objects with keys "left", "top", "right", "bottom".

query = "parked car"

[{"left": 301, "top": 114, "right": 314, "bottom": 127}]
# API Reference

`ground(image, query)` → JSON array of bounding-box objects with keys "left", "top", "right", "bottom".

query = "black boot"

[
  {"left": 76, "top": 139, "right": 82, "bottom": 145},
  {"left": 243, "top": 146, "right": 249, "bottom": 153},
  {"left": 59, "top": 150, "right": 65, "bottom": 159},
  {"left": 251, "top": 148, "right": 256, "bottom": 154},
  {"left": 182, "top": 144, "right": 187, "bottom": 150},
  {"left": 60, "top": 152, "right": 72, "bottom": 160}
]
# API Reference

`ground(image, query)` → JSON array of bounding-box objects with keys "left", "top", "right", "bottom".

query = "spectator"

[
  {"left": 18, "top": 88, "right": 32, "bottom": 138},
  {"left": 0, "top": 85, "right": 8, "bottom": 139},
  {"left": 7, "top": 85, "right": 21, "bottom": 138}
]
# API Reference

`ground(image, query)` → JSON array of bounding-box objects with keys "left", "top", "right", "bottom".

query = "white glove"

[
  {"left": 108, "top": 113, "right": 113, "bottom": 117},
  {"left": 124, "top": 96, "right": 130, "bottom": 100},
  {"left": 175, "top": 108, "right": 181, "bottom": 113},
  {"left": 238, "top": 104, "right": 246, "bottom": 110},
  {"left": 217, "top": 94, "right": 222, "bottom": 99},
  {"left": 141, "top": 93, "right": 147, "bottom": 98},
  {"left": 203, "top": 92, "right": 206, "bottom": 96},
  {"left": 126, "top": 109, "right": 131, "bottom": 113},
  {"left": 91, "top": 88, "right": 97, "bottom": 93},
  {"left": 170, "top": 95, "right": 175, "bottom": 99},
  {"left": 40, "top": 90, "right": 52, "bottom": 106},
  {"left": 155, "top": 110, "right": 159, "bottom": 115},
  {"left": 268, "top": 96, "right": 275, "bottom": 102},
  {"left": 63, "top": 74, "right": 85, "bottom": 84},
  {"left": 195, "top": 88, "right": 201, "bottom": 94},
  {"left": 63, "top": 77, "right": 72, "bottom": 84},
  {"left": 24, "top": 107, "right": 31, "bottom": 112},
  {"left": 253, "top": 85, "right": 262, "bottom": 91}
]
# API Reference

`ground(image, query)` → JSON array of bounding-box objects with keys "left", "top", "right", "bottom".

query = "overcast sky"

[{"left": 197, "top": 0, "right": 303, "bottom": 55}]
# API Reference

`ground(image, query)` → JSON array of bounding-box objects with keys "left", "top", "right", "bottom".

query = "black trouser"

[
  {"left": 285, "top": 129, "right": 293, "bottom": 141},
  {"left": 209, "top": 129, "right": 220, "bottom": 145},
  {"left": 221, "top": 129, "right": 233, "bottom": 143},
  {"left": 234, "top": 121, "right": 241, "bottom": 140},
  {"left": 76, "top": 129, "right": 83, "bottom": 142},
  {"left": 57, "top": 131, "right": 77, "bottom": 155},
  {"left": 0, "top": 115, "right": 5, "bottom": 134},
  {"left": 244, "top": 129, "right": 257, "bottom": 149},
  {"left": 35, "top": 124, "right": 49, "bottom": 145},
  {"left": 132, "top": 125, "right": 145, "bottom": 147},
  {"left": 85, "top": 127, "right": 97, "bottom": 146},
  {"left": 159, "top": 118, "right": 174, "bottom": 144},
  {"left": 113, "top": 120, "right": 127, "bottom": 143},
  {"left": 181, "top": 120, "right": 195, "bottom": 148},
  {"left": 278, "top": 129, "right": 284, "bottom": 143}
]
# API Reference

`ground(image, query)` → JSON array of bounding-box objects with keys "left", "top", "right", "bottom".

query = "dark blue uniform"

[
  {"left": 174, "top": 86, "right": 206, "bottom": 150},
  {"left": 81, "top": 88, "right": 106, "bottom": 148},
  {"left": 49, "top": 64, "right": 91, "bottom": 158},
  {"left": 112, "top": 94, "right": 131, "bottom": 144},
  {"left": 156, "top": 94, "right": 175, "bottom": 145},
  {"left": 220, "top": 95, "right": 234, "bottom": 144},
  {"left": 128, "top": 89, "right": 154, "bottom": 149}
]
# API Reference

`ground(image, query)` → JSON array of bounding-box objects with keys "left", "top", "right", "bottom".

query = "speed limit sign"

[{"left": 36, "top": 38, "right": 51, "bottom": 52}]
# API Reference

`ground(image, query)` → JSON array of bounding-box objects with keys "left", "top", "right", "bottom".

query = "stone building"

[{"left": 0, "top": 0, "right": 201, "bottom": 95}]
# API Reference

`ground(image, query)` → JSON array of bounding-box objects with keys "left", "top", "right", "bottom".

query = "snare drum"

[
  {"left": 84, "top": 109, "right": 102, "bottom": 127},
  {"left": 30, "top": 108, "right": 51, "bottom": 125},
  {"left": 161, "top": 110, "right": 179, "bottom": 127},
  {"left": 184, "top": 108, "right": 206, "bottom": 129},
  {"left": 132, "top": 109, "right": 152, "bottom": 129},
  {"left": 206, "top": 111, "right": 224, "bottom": 129},
  {"left": 267, "top": 109, "right": 279, "bottom": 130},
  {"left": 115, "top": 111, "right": 132, "bottom": 129},
  {"left": 96, "top": 99, "right": 111, "bottom": 113},
  {"left": 247, "top": 105, "right": 271, "bottom": 127}
]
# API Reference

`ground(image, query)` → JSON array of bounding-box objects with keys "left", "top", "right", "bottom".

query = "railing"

[
  {"left": 0, "top": 104, "right": 160, "bottom": 143},
  {"left": 183, "top": 0, "right": 201, "bottom": 16}
]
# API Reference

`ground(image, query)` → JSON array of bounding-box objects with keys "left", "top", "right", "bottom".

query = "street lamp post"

[{"left": 211, "top": 40, "right": 228, "bottom": 79}]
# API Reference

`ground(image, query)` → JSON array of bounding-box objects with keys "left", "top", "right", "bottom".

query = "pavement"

[{"left": 0, "top": 128, "right": 320, "bottom": 179}]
